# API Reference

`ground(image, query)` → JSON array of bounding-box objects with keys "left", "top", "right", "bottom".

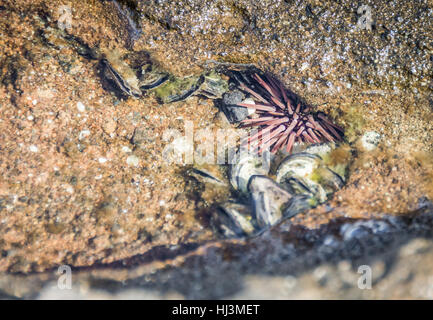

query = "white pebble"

[
  {"left": 79, "top": 129, "right": 90, "bottom": 140},
  {"left": 242, "top": 98, "right": 256, "bottom": 115},
  {"left": 360, "top": 131, "right": 381, "bottom": 151},
  {"left": 29, "top": 145, "right": 38, "bottom": 152},
  {"left": 300, "top": 62, "right": 309, "bottom": 71},
  {"left": 98, "top": 157, "right": 107, "bottom": 164},
  {"left": 126, "top": 155, "right": 139, "bottom": 167},
  {"left": 77, "top": 102, "right": 86, "bottom": 113},
  {"left": 122, "top": 146, "right": 132, "bottom": 153}
]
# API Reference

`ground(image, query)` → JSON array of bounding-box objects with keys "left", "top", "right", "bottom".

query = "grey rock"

[{"left": 218, "top": 90, "right": 248, "bottom": 123}]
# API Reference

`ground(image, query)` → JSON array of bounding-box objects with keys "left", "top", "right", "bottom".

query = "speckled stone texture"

[{"left": 0, "top": 0, "right": 432, "bottom": 299}]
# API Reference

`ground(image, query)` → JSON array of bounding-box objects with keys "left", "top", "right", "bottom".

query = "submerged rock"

[
  {"left": 0, "top": 1, "right": 431, "bottom": 302},
  {"left": 137, "top": 0, "right": 433, "bottom": 93}
]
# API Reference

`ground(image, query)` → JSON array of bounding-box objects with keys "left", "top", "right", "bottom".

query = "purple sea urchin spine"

[{"left": 237, "top": 73, "right": 344, "bottom": 154}]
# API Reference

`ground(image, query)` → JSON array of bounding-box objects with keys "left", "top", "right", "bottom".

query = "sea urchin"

[{"left": 237, "top": 73, "right": 344, "bottom": 154}]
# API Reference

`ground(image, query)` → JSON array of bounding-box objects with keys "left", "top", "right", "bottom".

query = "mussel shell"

[
  {"left": 153, "top": 76, "right": 202, "bottom": 104},
  {"left": 190, "top": 166, "right": 227, "bottom": 186},
  {"left": 276, "top": 152, "right": 329, "bottom": 203},
  {"left": 139, "top": 72, "right": 169, "bottom": 90},
  {"left": 213, "top": 202, "right": 257, "bottom": 238},
  {"left": 121, "top": 51, "right": 169, "bottom": 90},
  {"left": 281, "top": 176, "right": 314, "bottom": 195},
  {"left": 248, "top": 175, "right": 292, "bottom": 228},
  {"left": 283, "top": 194, "right": 315, "bottom": 219},
  {"left": 194, "top": 72, "right": 229, "bottom": 99},
  {"left": 276, "top": 152, "right": 321, "bottom": 184},
  {"left": 101, "top": 59, "right": 142, "bottom": 98},
  {"left": 276, "top": 150, "right": 347, "bottom": 203},
  {"left": 313, "top": 167, "right": 345, "bottom": 194},
  {"left": 230, "top": 151, "right": 271, "bottom": 193}
]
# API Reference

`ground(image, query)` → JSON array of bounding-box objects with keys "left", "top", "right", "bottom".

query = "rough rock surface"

[{"left": 0, "top": 0, "right": 432, "bottom": 298}]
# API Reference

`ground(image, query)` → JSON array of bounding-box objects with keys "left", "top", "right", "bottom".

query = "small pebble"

[
  {"left": 79, "top": 129, "right": 90, "bottom": 140},
  {"left": 360, "top": 131, "right": 381, "bottom": 151},
  {"left": 29, "top": 145, "right": 38, "bottom": 152},
  {"left": 77, "top": 102, "right": 86, "bottom": 113},
  {"left": 122, "top": 146, "right": 132, "bottom": 153},
  {"left": 126, "top": 155, "right": 139, "bottom": 166}
]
